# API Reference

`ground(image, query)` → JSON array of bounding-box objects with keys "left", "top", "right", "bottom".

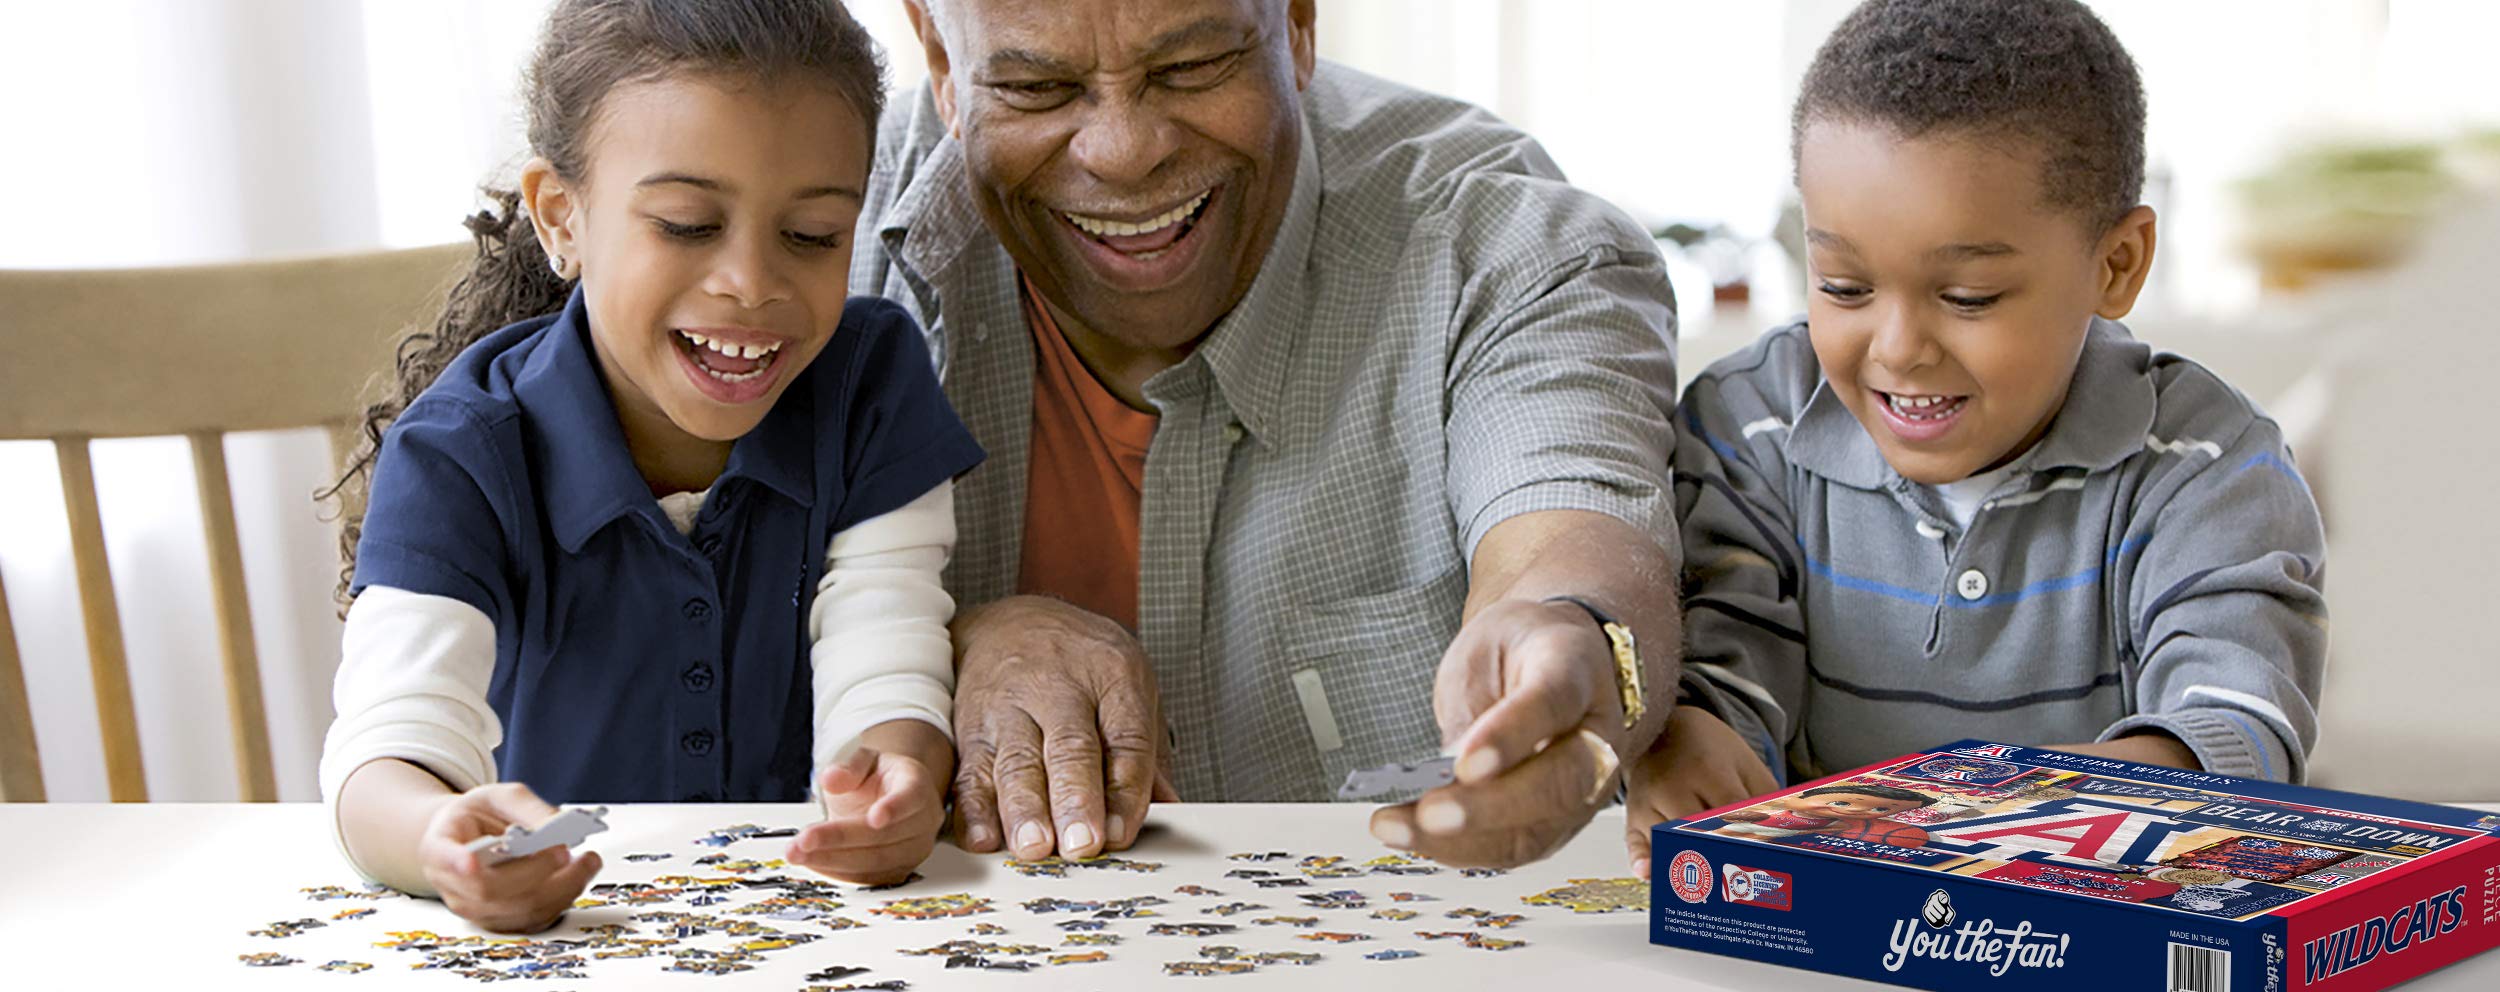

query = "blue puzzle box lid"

[{"left": 1662, "top": 740, "right": 2499, "bottom": 924}]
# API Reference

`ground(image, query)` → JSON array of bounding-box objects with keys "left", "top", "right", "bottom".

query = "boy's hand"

[
  {"left": 1623, "top": 706, "right": 1780, "bottom": 878},
  {"left": 789, "top": 735, "right": 948, "bottom": 886},
  {"left": 418, "top": 783, "right": 603, "bottom": 933}
]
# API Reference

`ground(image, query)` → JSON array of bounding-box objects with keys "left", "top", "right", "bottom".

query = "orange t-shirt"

[{"left": 1016, "top": 279, "right": 1155, "bottom": 631}]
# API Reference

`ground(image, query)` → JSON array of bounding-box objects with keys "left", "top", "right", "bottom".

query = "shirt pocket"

[{"left": 1279, "top": 564, "right": 1467, "bottom": 801}]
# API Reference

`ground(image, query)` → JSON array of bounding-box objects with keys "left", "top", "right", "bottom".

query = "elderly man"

[{"left": 853, "top": 0, "right": 1689, "bottom": 869}]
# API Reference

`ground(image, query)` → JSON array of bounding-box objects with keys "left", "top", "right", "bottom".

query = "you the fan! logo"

[{"left": 1879, "top": 889, "right": 2074, "bottom": 976}]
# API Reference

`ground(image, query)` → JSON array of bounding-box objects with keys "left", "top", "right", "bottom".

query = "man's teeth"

[
  {"left": 1063, "top": 192, "right": 1209, "bottom": 238},
  {"left": 1887, "top": 393, "right": 1964, "bottom": 420},
  {"left": 679, "top": 331, "right": 783, "bottom": 361}
]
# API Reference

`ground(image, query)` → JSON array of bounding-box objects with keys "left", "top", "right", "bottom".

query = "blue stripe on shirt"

[
  {"left": 2238, "top": 452, "right": 2305, "bottom": 485},
  {"left": 1803, "top": 533, "right": 2154, "bottom": 609}
]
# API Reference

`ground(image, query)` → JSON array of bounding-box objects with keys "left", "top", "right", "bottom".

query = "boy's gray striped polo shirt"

[{"left": 1676, "top": 319, "right": 2327, "bottom": 783}]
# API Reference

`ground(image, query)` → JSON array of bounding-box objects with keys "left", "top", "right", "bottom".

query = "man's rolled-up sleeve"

[{"left": 1445, "top": 248, "right": 1679, "bottom": 558}]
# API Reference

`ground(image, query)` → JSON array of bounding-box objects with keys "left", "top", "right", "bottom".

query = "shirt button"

[
  {"left": 681, "top": 729, "right": 715, "bottom": 756},
  {"left": 683, "top": 598, "right": 712, "bottom": 621},
  {"left": 696, "top": 534, "right": 723, "bottom": 557},
  {"left": 681, "top": 662, "right": 715, "bottom": 693},
  {"left": 1223, "top": 422, "right": 1245, "bottom": 445},
  {"left": 1956, "top": 569, "right": 1990, "bottom": 601}
]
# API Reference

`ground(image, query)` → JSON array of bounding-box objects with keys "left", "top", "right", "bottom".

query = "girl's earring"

[{"left": 549, "top": 253, "right": 568, "bottom": 279}]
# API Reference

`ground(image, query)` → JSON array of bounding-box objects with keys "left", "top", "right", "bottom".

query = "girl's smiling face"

[
  {"left": 1796, "top": 119, "right": 2155, "bottom": 486},
  {"left": 524, "top": 73, "right": 869, "bottom": 482}
]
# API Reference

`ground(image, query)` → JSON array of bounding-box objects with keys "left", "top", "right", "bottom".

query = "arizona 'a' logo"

[
  {"left": 1930, "top": 798, "right": 2202, "bottom": 866},
  {"left": 1952, "top": 744, "right": 2021, "bottom": 759}
]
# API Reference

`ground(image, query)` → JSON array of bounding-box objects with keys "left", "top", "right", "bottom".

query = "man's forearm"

[{"left": 1468, "top": 509, "right": 1682, "bottom": 756}]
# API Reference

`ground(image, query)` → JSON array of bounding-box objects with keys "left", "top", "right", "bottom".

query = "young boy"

[{"left": 1625, "top": 0, "right": 2327, "bottom": 873}]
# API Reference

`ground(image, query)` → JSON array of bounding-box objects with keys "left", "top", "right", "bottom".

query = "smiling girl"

[{"left": 318, "top": 0, "right": 982, "bottom": 931}]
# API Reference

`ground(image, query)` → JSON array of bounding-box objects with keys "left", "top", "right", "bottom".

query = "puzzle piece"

[
  {"left": 872, "top": 894, "right": 993, "bottom": 920},
  {"left": 1004, "top": 854, "right": 1168, "bottom": 877},
  {"left": 1300, "top": 889, "right": 1368, "bottom": 910},
  {"left": 1337, "top": 755, "right": 1456, "bottom": 799},
  {"left": 247, "top": 918, "right": 326, "bottom": 939},
  {"left": 467, "top": 805, "right": 609, "bottom": 865},
  {"left": 1252, "top": 950, "right": 1323, "bottom": 966},
  {"left": 944, "top": 954, "right": 1036, "bottom": 972},
  {"left": 1521, "top": 877, "right": 1648, "bottom": 914},
  {"left": 1165, "top": 960, "right": 1257, "bottom": 976},
  {"left": 1149, "top": 922, "right": 1239, "bottom": 937}
]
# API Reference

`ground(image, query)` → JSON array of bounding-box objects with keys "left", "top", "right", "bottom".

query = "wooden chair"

[{"left": 0, "top": 243, "right": 468, "bottom": 802}]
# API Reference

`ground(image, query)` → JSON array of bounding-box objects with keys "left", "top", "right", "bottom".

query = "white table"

[{"left": 2, "top": 802, "right": 2493, "bottom": 989}]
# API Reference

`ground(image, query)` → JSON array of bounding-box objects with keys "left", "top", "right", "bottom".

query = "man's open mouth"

[{"left": 1056, "top": 190, "right": 1215, "bottom": 260}]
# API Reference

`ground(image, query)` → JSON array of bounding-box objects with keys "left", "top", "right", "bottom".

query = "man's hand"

[
  {"left": 950, "top": 596, "right": 1178, "bottom": 862},
  {"left": 788, "top": 720, "right": 953, "bottom": 886},
  {"left": 1622, "top": 705, "right": 1780, "bottom": 878},
  {"left": 417, "top": 783, "right": 604, "bottom": 934},
  {"left": 1368, "top": 597, "right": 1629, "bottom": 868}
]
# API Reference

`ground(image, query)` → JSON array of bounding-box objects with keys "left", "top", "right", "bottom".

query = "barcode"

[{"left": 2169, "top": 941, "right": 2231, "bottom": 992}]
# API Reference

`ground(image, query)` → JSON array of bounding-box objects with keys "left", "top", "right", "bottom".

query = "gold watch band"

[{"left": 1544, "top": 595, "right": 1645, "bottom": 731}]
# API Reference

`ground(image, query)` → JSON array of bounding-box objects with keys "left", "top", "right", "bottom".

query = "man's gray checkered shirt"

[{"left": 851, "top": 63, "right": 1679, "bottom": 801}]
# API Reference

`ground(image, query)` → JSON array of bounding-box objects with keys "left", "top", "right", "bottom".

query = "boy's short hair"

[
  {"left": 1794, "top": 0, "right": 2146, "bottom": 229},
  {"left": 1800, "top": 784, "right": 1937, "bottom": 808}
]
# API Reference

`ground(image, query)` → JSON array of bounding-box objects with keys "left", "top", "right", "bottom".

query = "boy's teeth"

[
  {"left": 1064, "top": 192, "right": 1209, "bottom": 238},
  {"left": 1887, "top": 393, "right": 1963, "bottom": 419}
]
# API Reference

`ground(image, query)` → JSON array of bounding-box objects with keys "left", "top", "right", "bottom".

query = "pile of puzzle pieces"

[{"left": 240, "top": 821, "right": 1649, "bottom": 982}]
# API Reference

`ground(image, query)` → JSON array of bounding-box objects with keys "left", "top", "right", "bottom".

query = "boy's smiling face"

[{"left": 1797, "top": 120, "right": 2155, "bottom": 485}]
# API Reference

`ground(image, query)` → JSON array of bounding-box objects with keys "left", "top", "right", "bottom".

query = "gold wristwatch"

[{"left": 1545, "top": 595, "right": 1644, "bottom": 730}]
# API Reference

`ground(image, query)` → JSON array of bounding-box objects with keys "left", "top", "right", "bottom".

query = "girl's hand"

[
  {"left": 1623, "top": 706, "right": 1781, "bottom": 878},
  {"left": 417, "top": 782, "right": 604, "bottom": 933},
  {"left": 788, "top": 740, "right": 948, "bottom": 885}
]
